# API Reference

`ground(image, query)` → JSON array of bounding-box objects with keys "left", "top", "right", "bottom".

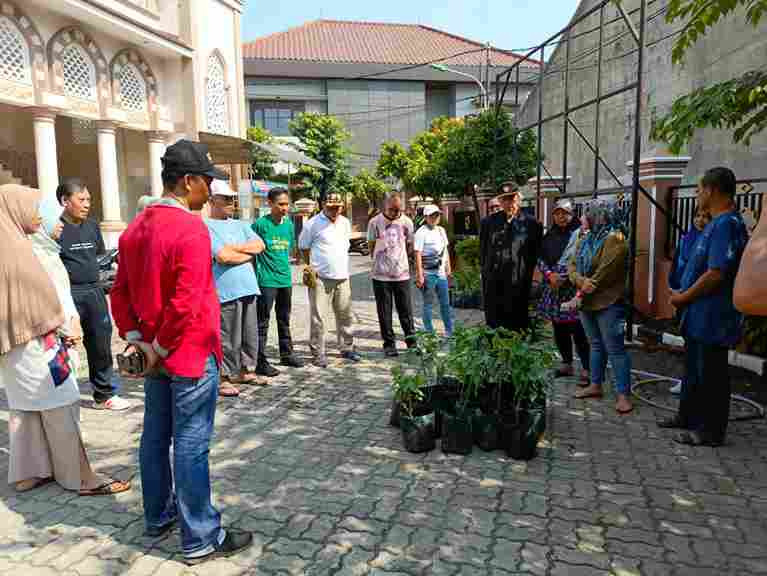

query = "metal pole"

[
  {"left": 486, "top": 42, "right": 492, "bottom": 110},
  {"left": 593, "top": 4, "right": 604, "bottom": 195},
  {"left": 628, "top": 0, "right": 647, "bottom": 343},
  {"left": 536, "top": 45, "right": 544, "bottom": 215},
  {"left": 562, "top": 30, "right": 571, "bottom": 197}
]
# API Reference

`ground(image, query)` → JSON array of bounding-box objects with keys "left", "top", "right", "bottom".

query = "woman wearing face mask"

[
  {"left": 538, "top": 199, "right": 590, "bottom": 382},
  {"left": 0, "top": 184, "right": 130, "bottom": 495},
  {"left": 414, "top": 205, "right": 453, "bottom": 336},
  {"left": 568, "top": 199, "right": 633, "bottom": 414}
]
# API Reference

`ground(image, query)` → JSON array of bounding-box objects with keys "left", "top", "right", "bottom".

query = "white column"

[
  {"left": 31, "top": 108, "right": 59, "bottom": 205},
  {"left": 96, "top": 121, "right": 125, "bottom": 247},
  {"left": 146, "top": 132, "right": 167, "bottom": 197}
]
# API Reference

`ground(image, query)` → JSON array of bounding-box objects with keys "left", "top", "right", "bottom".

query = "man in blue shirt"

[
  {"left": 206, "top": 180, "right": 266, "bottom": 396},
  {"left": 665, "top": 167, "right": 749, "bottom": 446}
]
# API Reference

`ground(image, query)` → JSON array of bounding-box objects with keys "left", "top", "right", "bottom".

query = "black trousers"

[
  {"left": 257, "top": 286, "right": 294, "bottom": 364},
  {"left": 372, "top": 279, "right": 416, "bottom": 350},
  {"left": 72, "top": 284, "right": 116, "bottom": 402},
  {"left": 484, "top": 290, "right": 530, "bottom": 333},
  {"left": 553, "top": 321, "right": 591, "bottom": 370},
  {"left": 679, "top": 338, "right": 731, "bottom": 443}
]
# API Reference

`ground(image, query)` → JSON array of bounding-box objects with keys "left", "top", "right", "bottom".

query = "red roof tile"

[{"left": 243, "top": 19, "right": 539, "bottom": 68}]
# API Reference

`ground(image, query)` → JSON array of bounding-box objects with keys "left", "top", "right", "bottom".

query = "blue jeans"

[
  {"left": 579, "top": 303, "right": 631, "bottom": 396},
  {"left": 140, "top": 355, "right": 223, "bottom": 558},
  {"left": 421, "top": 273, "right": 453, "bottom": 335}
]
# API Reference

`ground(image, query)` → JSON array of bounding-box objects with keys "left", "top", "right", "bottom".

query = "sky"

[{"left": 241, "top": 0, "right": 581, "bottom": 54}]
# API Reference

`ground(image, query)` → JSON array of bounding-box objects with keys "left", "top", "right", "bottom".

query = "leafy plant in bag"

[{"left": 391, "top": 366, "right": 426, "bottom": 419}]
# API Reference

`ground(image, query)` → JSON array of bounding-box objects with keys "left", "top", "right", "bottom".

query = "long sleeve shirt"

[
  {"left": 111, "top": 202, "right": 222, "bottom": 378},
  {"left": 568, "top": 232, "right": 628, "bottom": 312}
]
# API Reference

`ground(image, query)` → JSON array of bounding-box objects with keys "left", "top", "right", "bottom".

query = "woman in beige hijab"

[{"left": 0, "top": 184, "right": 130, "bottom": 495}]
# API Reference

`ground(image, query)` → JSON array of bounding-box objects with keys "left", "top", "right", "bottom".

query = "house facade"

[
  {"left": 243, "top": 20, "right": 540, "bottom": 175},
  {"left": 0, "top": 0, "right": 247, "bottom": 245}
]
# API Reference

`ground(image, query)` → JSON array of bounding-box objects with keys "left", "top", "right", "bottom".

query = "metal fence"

[{"left": 668, "top": 179, "right": 765, "bottom": 256}]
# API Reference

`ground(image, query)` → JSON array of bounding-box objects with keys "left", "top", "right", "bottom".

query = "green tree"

[
  {"left": 376, "top": 141, "right": 409, "bottom": 184},
  {"left": 289, "top": 113, "right": 351, "bottom": 204},
  {"left": 651, "top": 0, "right": 767, "bottom": 151},
  {"left": 405, "top": 117, "right": 465, "bottom": 201},
  {"left": 350, "top": 169, "right": 389, "bottom": 212},
  {"left": 246, "top": 125, "right": 276, "bottom": 180}
]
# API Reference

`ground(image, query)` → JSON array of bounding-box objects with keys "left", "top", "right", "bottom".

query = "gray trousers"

[
  {"left": 220, "top": 294, "right": 259, "bottom": 377},
  {"left": 309, "top": 277, "right": 354, "bottom": 359}
]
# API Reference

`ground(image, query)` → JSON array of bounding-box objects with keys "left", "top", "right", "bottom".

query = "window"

[
  {"left": 0, "top": 16, "right": 30, "bottom": 84},
  {"left": 205, "top": 53, "right": 228, "bottom": 135},
  {"left": 61, "top": 43, "right": 97, "bottom": 101},
  {"left": 249, "top": 100, "right": 304, "bottom": 136},
  {"left": 118, "top": 62, "right": 147, "bottom": 112}
]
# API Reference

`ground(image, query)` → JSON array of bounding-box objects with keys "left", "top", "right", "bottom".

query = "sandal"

[
  {"left": 240, "top": 372, "right": 268, "bottom": 386},
  {"left": 219, "top": 383, "right": 240, "bottom": 397},
  {"left": 15, "top": 476, "right": 54, "bottom": 493},
  {"left": 555, "top": 365, "right": 574, "bottom": 378},
  {"left": 79, "top": 479, "right": 131, "bottom": 496},
  {"left": 574, "top": 387, "right": 603, "bottom": 399}
]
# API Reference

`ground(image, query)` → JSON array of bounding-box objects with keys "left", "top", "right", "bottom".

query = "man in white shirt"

[{"left": 298, "top": 193, "right": 361, "bottom": 368}]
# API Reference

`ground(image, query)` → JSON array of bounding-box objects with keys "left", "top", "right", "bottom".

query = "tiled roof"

[{"left": 243, "top": 19, "right": 539, "bottom": 68}]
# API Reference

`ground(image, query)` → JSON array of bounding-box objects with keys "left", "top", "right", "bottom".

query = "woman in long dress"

[{"left": 0, "top": 184, "right": 130, "bottom": 495}]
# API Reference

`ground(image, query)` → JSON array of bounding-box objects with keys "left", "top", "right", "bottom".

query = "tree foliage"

[
  {"left": 289, "top": 113, "right": 351, "bottom": 203},
  {"left": 350, "top": 169, "right": 389, "bottom": 208},
  {"left": 651, "top": 0, "right": 767, "bottom": 151},
  {"left": 246, "top": 125, "right": 276, "bottom": 180},
  {"left": 375, "top": 110, "right": 538, "bottom": 202}
]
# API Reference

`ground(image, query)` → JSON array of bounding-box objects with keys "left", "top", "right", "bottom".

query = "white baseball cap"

[
  {"left": 210, "top": 179, "right": 237, "bottom": 197},
  {"left": 554, "top": 198, "right": 573, "bottom": 213},
  {"left": 422, "top": 204, "right": 442, "bottom": 217}
]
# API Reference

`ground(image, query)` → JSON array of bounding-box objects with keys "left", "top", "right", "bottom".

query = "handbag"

[{"left": 421, "top": 228, "right": 447, "bottom": 271}]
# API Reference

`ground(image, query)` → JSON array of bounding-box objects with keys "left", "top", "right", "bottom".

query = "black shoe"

[
  {"left": 342, "top": 350, "right": 362, "bottom": 363},
  {"left": 657, "top": 415, "right": 688, "bottom": 429},
  {"left": 145, "top": 518, "right": 176, "bottom": 538},
  {"left": 185, "top": 529, "right": 253, "bottom": 565},
  {"left": 384, "top": 347, "right": 398, "bottom": 358},
  {"left": 255, "top": 362, "right": 280, "bottom": 377},
  {"left": 312, "top": 356, "right": 328, "bottom": 368},
  {"left": 280, "top": 355, "right": 304, "bottom": 368}
]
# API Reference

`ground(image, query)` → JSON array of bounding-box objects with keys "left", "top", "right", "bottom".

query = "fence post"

[{"left": 625, "top": 155, "right": 691, "bottom": 319}]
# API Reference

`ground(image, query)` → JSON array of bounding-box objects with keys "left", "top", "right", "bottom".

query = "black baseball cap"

[{"left": 161, "top": 139, "right": 229, "bottom": 180}]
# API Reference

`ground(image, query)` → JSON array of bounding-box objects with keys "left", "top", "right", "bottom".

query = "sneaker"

[
  {"left": 669, "top": 382, "right": 682, "bottom": 395},
  {"left": 255, "top": 362, "right": 280, "bottom": 377},
  {"left": 280, "top": 355, "right": 304, "bottom": 368},
  {"left": 93, "top": 395, "right": 131, "bottom": 411},
  {"left": 145, "top": 518, "right": 177, "bottom": 538},
  {"left": 185, "top": 529, "right": 253, "bottom": 565},
  {"left": 341, "top": 350, "right": 362, "bottom": 363},
  {"left": 384, "top": 347, "right": 398, "bottom": 358},
  {"left": 312, "top": 357, "right": 328, "bottom": 368}
]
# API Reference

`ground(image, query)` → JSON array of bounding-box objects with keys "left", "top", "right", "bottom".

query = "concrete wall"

[
  {"left": 327, "top": 79, "right": 428, "bottom": 173},
  {"left": 517, "top": 0, "right": 767, "bottom": 193}
]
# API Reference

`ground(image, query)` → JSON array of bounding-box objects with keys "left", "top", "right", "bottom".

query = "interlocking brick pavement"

[{"left": 1, "top": 257, "right": 767, "bottom": 575}]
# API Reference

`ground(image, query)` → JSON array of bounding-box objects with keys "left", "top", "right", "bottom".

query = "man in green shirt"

[{"left": 253, "top": 188, "right": 303, "bottom": 376}]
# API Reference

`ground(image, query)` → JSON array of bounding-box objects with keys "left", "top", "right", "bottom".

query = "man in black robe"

[{"left": 480, "top": 182, "right": 543, "bottom": 332}]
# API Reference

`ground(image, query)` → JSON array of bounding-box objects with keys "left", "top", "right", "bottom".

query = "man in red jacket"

[{"left": 111, "top": 140, "right": 252, "bottom": 564}]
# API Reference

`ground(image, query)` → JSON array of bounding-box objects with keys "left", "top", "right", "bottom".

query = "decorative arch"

[
  {"left": 0, "top": 1, "right": 45, "bottom": 104},
  {"left": 48, "top": 26, "right": 109, "bottom": 116},
  {"left": 205, "top": 49, "right": 229, "bottom": 135},
  {"left": 110, "top": 48, "right": 158, "bottom": 125}
]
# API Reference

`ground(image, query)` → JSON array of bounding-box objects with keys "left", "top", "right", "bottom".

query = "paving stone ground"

[{"left": 1, "top": 256, "right": 767, "bottom": 575}]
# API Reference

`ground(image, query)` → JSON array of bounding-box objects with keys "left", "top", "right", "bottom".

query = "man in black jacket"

[{"left": 480, "top": 181, "right": 543, "bottom": 332}]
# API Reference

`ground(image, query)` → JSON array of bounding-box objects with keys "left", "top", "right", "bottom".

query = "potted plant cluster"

[{"left": 389, "top": 326, "right": 554, "bottom": 459}]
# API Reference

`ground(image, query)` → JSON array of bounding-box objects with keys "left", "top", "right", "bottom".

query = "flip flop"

[
  {"left": 15, "top": 476, "right": 54, "bottom": 493},
  {"left": 240, "top": 373, "right": 268, "bottom": 386},
  {"left": 79, "top": 479, "right": 131, "bottom": 497},
  {"left": 574, "top": 388, "right": 603, "bottom": 399},
  {"left": 616, "top": 404, "right": 634, "bottom": 415},
  {"left": 219, "top": 384, "right": 240, "bottom": 397}
]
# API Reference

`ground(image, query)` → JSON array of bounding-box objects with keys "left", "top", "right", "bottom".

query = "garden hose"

[{"left": 630, "top": 369, "right": 765, "bottom": 422}]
